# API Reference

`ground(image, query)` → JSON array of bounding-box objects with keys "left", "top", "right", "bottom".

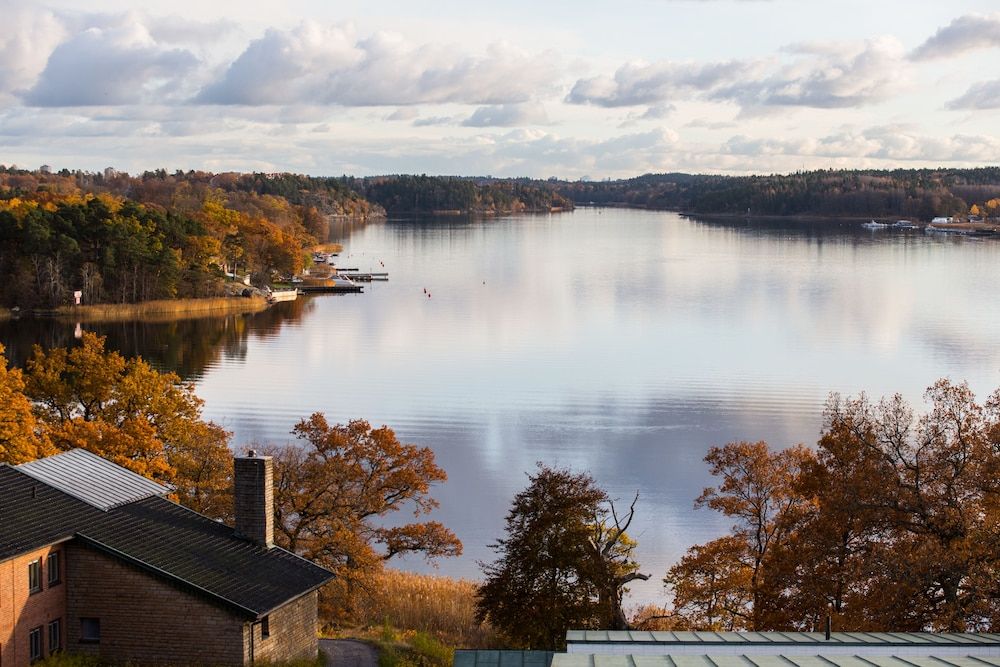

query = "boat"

[
  {"left": 862, "top": 219, "right": 889, "bottom": 230},
  {"left": 265, "top": 287, "right": 298, "bottom": 303},
  {"left": 892, "top": 220, "right": 919, "bottom": 229},
  {"left": 297, "top": 275, "right": 363, "bottom": 293}
]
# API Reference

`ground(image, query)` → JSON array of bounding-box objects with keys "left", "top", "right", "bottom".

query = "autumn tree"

[
  {"left": 263, "top": 414, "right": 461, "bottom": 622},
  {"left": 23, "top": 332, "right": 233, "bottom": 517},
  {"left": 0, "top": 343, "right": 52, "bottom": 464},
  {"left": 476, "top": 465, "right": 646, "bottom": 649}
]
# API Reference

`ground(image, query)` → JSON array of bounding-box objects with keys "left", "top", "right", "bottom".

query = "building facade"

[{"left": 0, "top": 449, "right": 332, "bottom": 667}]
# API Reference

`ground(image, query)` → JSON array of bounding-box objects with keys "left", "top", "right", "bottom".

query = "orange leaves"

[
  {"left": 0, "top": 343, "right": 52, "bottom": 465},
  {"left": 268, "top": 413, "right": 459, "bottom": 621}
]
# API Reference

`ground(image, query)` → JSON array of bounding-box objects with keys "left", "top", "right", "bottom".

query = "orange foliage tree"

[
  {"left": 263, "top": 414, "right": 461, "bottom": 622},
  {"left": 666, "top": 380, "right": 1000, "bottom": 632}
]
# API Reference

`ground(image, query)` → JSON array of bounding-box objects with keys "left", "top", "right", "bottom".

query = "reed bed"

[
  {"left": 312, "top": 242, "right": 344, "bottom": 253},
  {"left": 50, "top": 296, "right": 269, "bottom": 323},
  {"left": 353, "top": 569, "right": 497, "bottom": 648}
]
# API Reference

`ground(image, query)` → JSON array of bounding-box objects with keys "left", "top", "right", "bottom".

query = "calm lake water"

[{"left": 6, "top": 208, "right": 1000, "bottom": 605}]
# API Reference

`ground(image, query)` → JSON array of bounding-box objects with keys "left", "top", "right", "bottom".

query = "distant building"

[
  {"left": 0, "top": 449, "right": 333, "bottom": 667},
  {"left": 39, "top": 165, "right": 51, "bottom": 174},
  {"left": 103, "top": 167, "right": 118, "bottom": 180}
]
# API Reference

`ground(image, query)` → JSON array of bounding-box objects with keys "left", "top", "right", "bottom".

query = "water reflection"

[
  {"left": 0, "top": 298, "right": 316, "bottom": 379},
  {"left": 5, "top": 209, "right": 1000, "bottom": 605}
]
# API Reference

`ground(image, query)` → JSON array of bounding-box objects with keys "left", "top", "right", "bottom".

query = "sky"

[{"left": 2, "top": 0, "right": 1000, "bottom": 179}]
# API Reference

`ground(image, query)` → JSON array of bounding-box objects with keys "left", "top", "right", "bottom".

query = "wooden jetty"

[
  {"left": 337, "top": 272, "right": 389, "bottom": 282},
  {"left": 298, "top": 284, "right": 363, "bottom": 294}
]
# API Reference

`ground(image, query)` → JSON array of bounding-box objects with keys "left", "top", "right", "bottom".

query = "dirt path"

[{"left": 320, "top": 638, "right": 379, "bottom": 667}]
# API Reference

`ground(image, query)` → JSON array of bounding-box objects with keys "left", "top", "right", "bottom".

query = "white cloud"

[
  {"left": 568, "top": 37, "right": 908, "bottom": 113},
  {"left": 463, "top": 103, "right": 549, "bottom": 127},
  {"left": 567, "top": 59, "right": 759, "bottom": 107},
  {"left": 723, "top": 125, "right": 1000, "bottom": 162},
  {"left": 911, "top": 13, "right": 1000, "bottom": 61},
  {"left": 947, "top": 79, "right": 1000, "bottom": 110},
  {"left": 24, "top": 16, "right": 199, "bottom": 106},
  {"left": 196, "top": 22, "right": 561, "bottom": 107},
  {"left": 0, "top": 2, "right": 67, "bottom": 99}
]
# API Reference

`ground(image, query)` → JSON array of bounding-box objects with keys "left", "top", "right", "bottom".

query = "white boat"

[
  {"left": 265, "top": 287, "right": 298, "bottom": 303},
  {"left": 862, "top": 219, "right": 888, "bottom": 230},
  {"left": 893, "top": 220, "right": 919, "bottom": 229}
]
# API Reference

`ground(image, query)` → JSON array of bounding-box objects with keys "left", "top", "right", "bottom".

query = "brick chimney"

[{"left": 233, "top": 450, "right": 274, "bottom": 548}]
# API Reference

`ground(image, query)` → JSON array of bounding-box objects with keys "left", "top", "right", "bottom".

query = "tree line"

[
  {"left": 350, "top": 174, "right": 574, "bottom": 215},
  {"left": 554, "top": 168, "right": 1000, "bottom": 219}
]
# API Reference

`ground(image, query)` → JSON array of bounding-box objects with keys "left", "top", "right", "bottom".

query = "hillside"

[{"left": 554, "top": 168, "right": 1000, "bottom": 219}]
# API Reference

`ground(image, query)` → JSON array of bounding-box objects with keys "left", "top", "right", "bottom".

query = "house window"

[
  {"left": 79, "top": 618, "right": 100, "bottom": 643},
  {"left": 47, "top": 552, "right": 61, "bottom": 586},
  {"left": 29, "top": 626, "right": 42, "bottom": 662},
  {"left": 48, "top": 619, "right": 61, "bottom": 653},
  {"left": 261, "top": 616, "right": 270, "bottom": 639},
  {"left": 28, "top": 559, "right": 42, "bottom": 593}
]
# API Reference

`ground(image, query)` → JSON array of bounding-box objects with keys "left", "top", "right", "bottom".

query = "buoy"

[
  {"left": 423, "top": 288, "right": 427, "bottom": 294},
  {"left": 428, "top": 293, "right": 431, "bottom": 298}
]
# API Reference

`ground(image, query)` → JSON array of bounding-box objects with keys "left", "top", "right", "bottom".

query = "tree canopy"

[
  {"left": 476, "top": 465, "right": 646, "bottom": 649},
  {"left": 666, "top": 379, "right": 1000, "bottom": 632}
]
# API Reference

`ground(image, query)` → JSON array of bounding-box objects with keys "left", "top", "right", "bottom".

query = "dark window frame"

[
  {"left": 47, "top": 552, "right": 61, "bottom": 586},
  {"left": 28, "top": 559, "right": 42, "bottom": 594},
  {"left": 48, "top": 618, "right": 62, "bottom": 653},
  {"left": 79, "top": 617, "right": 101, "bottom": 644},
  {"left": 29, "top": 626, "right": 43, "bottom": 662},
  {"left": 261, "top": 615, "right": 270, "bottom": 639}
]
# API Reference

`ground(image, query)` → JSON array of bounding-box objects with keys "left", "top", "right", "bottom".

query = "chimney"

[{"left": 234, "top": 450, "right": 274, "bottom": 548}]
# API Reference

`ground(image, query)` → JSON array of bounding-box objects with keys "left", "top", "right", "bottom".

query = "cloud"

[
  {"left": 24, "top": 17, "right": 199, "bottom": 106},
  {"left": 385, "top": 108, "right": 419, "bottom": 121},
  {"left": 723, "top": 125, "right": 1000, "bottom": 162},
  {"left": 910, "top": 13, "right": 1000, "bottom": 61},
  {"left": 569, "top": 37, "right": 908, "bottom": 113},
  {"left": 413, "top": 115, "right": 461, "bottom": 127},
  {"left": 196, "top": 22, "right": 561, "bottom": 107},
  {"left": 462, "top": 103, "right": 549, "bottom": 127},
  {"left": 947, "top": 79, "right": 1000, "bottom": 110},
  {"left": 567, "top": 59, "right": 759, "bottom": 107},
  {"left": 0, "top": 3, "right": 67, "bottom": 98},
  {"left": 713, "top": 37, "right": 908, "bottom": 110}
]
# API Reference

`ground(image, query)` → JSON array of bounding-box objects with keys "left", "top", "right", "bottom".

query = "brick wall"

[
  {"left": 249, "top": 592, "right": 319, "bottom": 664},
  {"left": 233, "top": 455, "right": 274, "bottom": 548},
  {"left": 65, "top": 543, "right": 248, "bottom": 666},
  {"left": 0, "top": 544, "right": 68, "bottom": 667}
]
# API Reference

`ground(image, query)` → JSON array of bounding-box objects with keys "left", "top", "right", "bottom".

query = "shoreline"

[{"left": 30, "top": 296, "right": 271, "bottom": 323}]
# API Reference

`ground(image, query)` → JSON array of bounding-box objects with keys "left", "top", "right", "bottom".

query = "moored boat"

[{"left": 862, "top": 219, "right": 888, "bottom": 230}]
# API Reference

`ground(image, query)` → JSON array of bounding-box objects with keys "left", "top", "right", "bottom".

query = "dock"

[
  {"left": 337, "top": 272, "right": 389, "bottom": 282},
  {"left": 298, "top": 284, "right": 364, "bottom": 294}
]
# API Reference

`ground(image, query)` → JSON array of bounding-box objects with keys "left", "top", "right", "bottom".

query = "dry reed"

[
  {"left": 49, "top": 296, "right": 269, "bottom": 323},
  {"left": 353, "top": 569, "right": 497, "bottom": 648}
]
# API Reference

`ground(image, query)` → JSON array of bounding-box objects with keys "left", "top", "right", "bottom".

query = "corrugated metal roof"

[
  {"left": 17, "top": 449, "right": 168, "bottom": 510},
  {"left": 552, "top": 657, "right": 1000, "bottom": 667},
  {"left": 565, "top": 632, "right": 1000, "bottom": 646},
  {"left": 453, "top": 650, "right": 554, "bottom": 667}
]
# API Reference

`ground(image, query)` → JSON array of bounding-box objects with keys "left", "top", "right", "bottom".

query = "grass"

[
  {"left": 47, "top": 296, "right": 270, "bottom": 323},
  {"left": 348, "top": 569, "right": 497, "bottom": 649},
  {"left": 374, "top": 625, "right": 454, "bottom": 667},
  {"left": 312, "top": 242, "right": 344, "bottom": 253}
]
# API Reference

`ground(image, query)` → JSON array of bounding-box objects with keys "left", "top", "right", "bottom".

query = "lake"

[{"left": 6, "top": 208, "right": 1000, "bottom": 606}]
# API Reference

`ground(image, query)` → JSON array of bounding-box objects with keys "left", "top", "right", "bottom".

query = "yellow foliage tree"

[
  {"left": 24, "top": 332, "right": 233, "bottom": 517},
  {"left": 0, "top": 344, "right": 52, "bottom": 464}
]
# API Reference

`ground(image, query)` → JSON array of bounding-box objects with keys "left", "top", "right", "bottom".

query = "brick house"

[{"left": 0, "top": 449, "right": 333, "bottom": 666}]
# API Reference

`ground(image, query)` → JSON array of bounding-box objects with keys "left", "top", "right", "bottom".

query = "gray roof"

[
  {"left": 1, "top": 458, "right": 333, "bottom": 618},
  {"left": 17, "top": 449, "right": 168, "bottom": 510},
  {"left": 551, "top": 657, "right": 1000, "bottom": 667},
  {"left": 454, "top": 651, "right": 555, "bottom": 667},
  {"left": 566, "top": 632, "right": 1000, "bottom": 646}
]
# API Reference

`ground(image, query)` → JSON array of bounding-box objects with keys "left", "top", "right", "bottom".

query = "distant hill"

[
  {"left": 347, "top": 174, "right": 574, "bottom": 215},
  {"left": 553, "top": 168, "right": 1000, "bottom": 220}
]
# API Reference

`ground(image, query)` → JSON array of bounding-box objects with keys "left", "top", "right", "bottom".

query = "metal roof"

[
  {"left": 565, "top": 632, "right": 1000, "bottom": 647},
  {"left": 551, "top": 657, "right": 1000, "bottom": 667},
  {"left": 454, "top": 650, "right": 555, "bottom": 667},
  {"left": 17, "top": 448, "right": 169, "bottom": 510}
]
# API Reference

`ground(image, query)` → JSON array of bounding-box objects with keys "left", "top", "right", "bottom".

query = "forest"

[
  {"left": 555, "top": 167, "right": 1000, "bottom": 219},
  {"left": 349, "top": 174, "right": 574, "bottom": 214}
]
